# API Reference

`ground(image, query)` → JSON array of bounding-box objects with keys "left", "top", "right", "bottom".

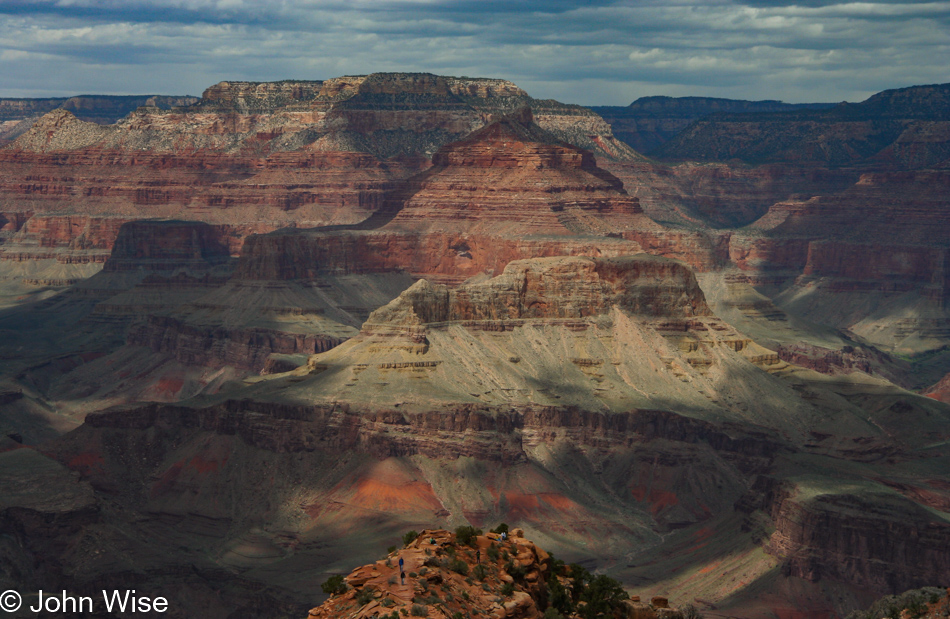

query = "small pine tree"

[{"left": 320, "top": 574, "right": 348, "bottom": 596}]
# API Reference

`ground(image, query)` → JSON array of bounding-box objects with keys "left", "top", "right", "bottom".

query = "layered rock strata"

[
  {"left": 727, "top": 170, "right": 950, "bottom": 352},
  {"left": 0, "top": 73, "right": 638, "bottom": 262},
  {"left": 593, "top": 96, "right": 833, "bottom": 154},
  {"left": 33, "top": 253, "right": 950, "bottom": 618},
  {"left": 0, "top": 94, "right": 198, "bottom": 125},
  {"left": 236, "top": 110, "right": 719, "bottom": 288},
  {"left": 763, "top": 481, "right": 950, "bottom": 593},
  {"left": 656, "top": 83, "right": 950, "bottom": 168}
]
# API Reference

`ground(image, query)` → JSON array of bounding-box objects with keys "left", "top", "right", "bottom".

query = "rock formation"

[
  {"left": 235, "top": 109, "right": 719, "bottom": 289},
  {"left": 593, "top": 96, "right": 833, "bottom": 154},
  {"left": 655, "top": 83, "right": 950, "bottom": 168},
  {"left": 925, "top": 372, "right": 950, "bottom": 404},
  {"left": 726, "top": 169, "right": 950, "bottom": 354},
  {"left": 304, "top": 528, "right": 687, "bottom": 619},
  {"left": 0, "top": 73, "right": 637, "bottom": 254},
  {"left": 0, "top": 94, "right": 198, "bottom": 125}
]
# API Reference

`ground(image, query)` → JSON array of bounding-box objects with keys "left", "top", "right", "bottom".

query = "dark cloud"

[{"left": 0, "top": 0, "right": 948, "bottom": 104}]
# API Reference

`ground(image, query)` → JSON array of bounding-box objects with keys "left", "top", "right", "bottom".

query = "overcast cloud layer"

[{"left": 1, "top": 0, "right": 948, "bottom": 105}]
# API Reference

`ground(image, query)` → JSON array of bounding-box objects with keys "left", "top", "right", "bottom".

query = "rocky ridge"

[
  {"left": 305, "top": 528, "right": 687, "bottom": 619},
  {"left": 593, "top": 95, "right": 833, "bottom": 154},
  {"left": 655, "top": 83, "right": 950, "bottom": 168}
]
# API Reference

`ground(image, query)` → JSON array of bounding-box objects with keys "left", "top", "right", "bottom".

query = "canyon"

[{"left": 1, "top": 73, "right": 950, "bottom": 619}]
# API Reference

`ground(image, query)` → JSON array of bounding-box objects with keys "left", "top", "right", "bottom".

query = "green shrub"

[
  {"left": 568, "top": 564, "right": 590, "bottom": 602},
  {"left": 500, "top": 582, "right": 515, "bottom": 597},
  {"left": 544, "top": 608, "right": 565, "bottom": 619},
  {"left": 844, "top": 588, "right": 944, "bottom": 619},
  {"left": 403, "top": 530, "right": 419, "bottom": 546},
  {"left": 320, "top": 574, "right": 348, "bottom": 596},
  {"left": 680, "top": 603, "right": 704, "bottom": 619},
  {"left": 487, "top": 544, "right": 500, "bottom": 561},
  {"left": 547, "top": 573, "right": 572, "bottom": 615},
  {"left": 455, "top": 525, "right": 482, "bottom": 547},
  {"left": 472, "top": 564, "right": 488, "bottom": 580},
  {"left": 355, "top": 587, "right": 375, "bottom": 606},
  {"left": 505, "top": 560, "right": 527, "bottom": 580},
  {"left": 381, "top": 597, "right": 396, "bottom": 607},
  {"left": 388, "top": 545, "right": 397, "bottom": 554},
  {"left": 410, "top": 603, "right": 428, "bottom": 616},
  {"left": 491, "top": 523, "right": 509, "bottom": 535},
  {"left": 449, "top": 558, "right": 469, "bottom": 575},
  {"left": 577, "top": 574, "right": 628, "bottom": 619}
]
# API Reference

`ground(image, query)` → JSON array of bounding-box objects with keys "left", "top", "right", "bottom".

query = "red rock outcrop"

[
  {"left": 101, "top": 219, "right": 231, "bottom": 272},
  {"left": 304, "top": 528, "right": 688, "bottom": 619},
  {"left": 724, "top": 170, "right": 950, "bottom": 352},
  {"left": 774, "top": 343, "right": 879, "bottom": 375},
  {"left": 925, "top": 372, "right": 950, "bottom": 403},
  {"left": 377, "top": 108, "right": 650, "bottom": 236},
  {"left": 603, "top": 160, "right": 859, "bottom": 229}
]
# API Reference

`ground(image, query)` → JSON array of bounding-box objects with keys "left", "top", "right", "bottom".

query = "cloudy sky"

[{"left": 1, "top": 0, "right": 948, "bottom": 105}]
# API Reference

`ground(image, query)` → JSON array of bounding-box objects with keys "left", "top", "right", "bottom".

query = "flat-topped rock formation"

[
  {"left": 655, "top": 83, "right": 950, "bottom": 168},
  {"left": 0, "top": 74, "right": 639, "bottom": 268},
  {"left": 0, "top": 94, "right": 198, "bottom": 137},
  {"left": 366, "top": 255, "right": 710, "bottom": 326},
  {"left": 593, "top": 95, "right": 833, "bottom": 154}
]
